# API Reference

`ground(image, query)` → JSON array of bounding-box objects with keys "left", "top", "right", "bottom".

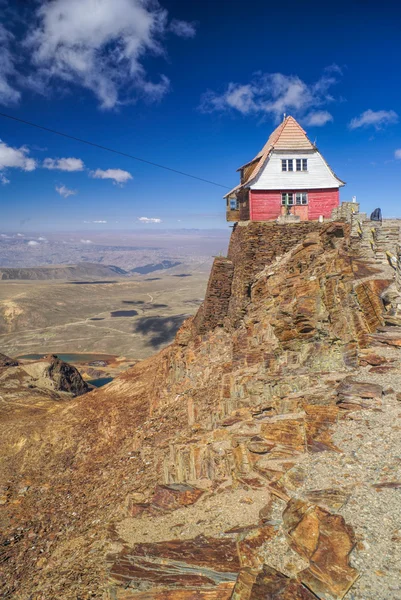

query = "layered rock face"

[{"left": 1, "top": 221, "right": 401, "bottom": 600}]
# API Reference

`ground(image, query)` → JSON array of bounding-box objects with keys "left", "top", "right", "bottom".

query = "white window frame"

[
  {"left": 296, "top": 158, "right": 308, "bottom": 171},
  {"left": 281, "top": 159, "right": 294, "bottom": 172},
  {"left": 295, "top": 192, "right": 308, "bottom": 205}
]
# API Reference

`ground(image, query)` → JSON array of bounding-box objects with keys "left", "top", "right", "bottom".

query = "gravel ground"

[{"left": 297, "top": 344, "right": 401, "bottom": 600}]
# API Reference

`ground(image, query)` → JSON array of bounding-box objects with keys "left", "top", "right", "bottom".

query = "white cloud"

[
  {"left": 28, "top": 240, "right": 39, "bottom": 246},
  {"left": 55, "top": 184, "right": 77, "bottom": 198},
  {"left": 84, "top": 220, "right": 107, "bottom": 223},
  {"left": 0, "top": 173, "right": 10, "bottom": 185},
  {"left": 16, "top": 233, "right": 23, "bottom": 237},
  {"left": 0, "top": 24, "right": 20, "bottom": 106},
  {"left": 90, "top": 168, "right": 132, "bottom": 185},
  {"left": 38, "top": 236, "right": 47, "bottom": 241},
  {"left": 304, "top": 110, "right": 333, "bottom": 126},
  {"left": 24, "top": 0, "right": 195, "bottom": 109},
  {"left": 199, "top": 67, "right": 340, "bottom": 124},
  {"left": 349, "top": 109, "right": 398, "bottom": 130},
  {"left": 80, "top": 239, "right": 93, "bottom": 244},
  {"left": 43, "top": 157, "right": 84, "bottom": 171},
  {"left": 138, "top": 216, "right": 162, "bottom": 223},
  {"left": 394, "top": 149, "right": 401, "bottom": 160},
  {"left": 0, "top": 139, "right": 36, "bottom": 172},
  {"left": 169, "top": 19, "right": 196, "bottom": 38}
]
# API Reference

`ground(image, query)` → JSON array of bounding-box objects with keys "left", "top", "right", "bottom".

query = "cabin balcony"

[
  {"left": 226, "top": 208, "right": 240, "bottom": 222},
  {"left": 226, "top": 196, "right": 241, "bottom": 222}
]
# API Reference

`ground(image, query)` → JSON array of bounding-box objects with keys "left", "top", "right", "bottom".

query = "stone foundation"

[{"left": 193, "top": 257, "right": 234, "bottom": 334}]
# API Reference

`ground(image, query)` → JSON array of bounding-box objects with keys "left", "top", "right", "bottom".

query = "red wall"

[
  {"left": 307, "top": 189, "right": 339, "bottom": 220},
  {"left": 250, "top": 190, "right": 281, "bottom": 220},
  {"left": 249, "top": 189, "right": 339, "bottom": 221}
]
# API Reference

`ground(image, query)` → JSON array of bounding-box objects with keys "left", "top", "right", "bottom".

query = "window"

[
  {"left": 296, "top": 159, "right": 308, "bottom": 171},
  {"left": 229, "top": 198, "right": 238, "bottom": 210},
  {"left": 282, "top": 192, "right": 308, "bottom": 206},
  {"left": 281, "top": 159, "right": 293, "bottom": 172},
  {"left": 295, "top": 192, "right": 308, "bottom": 205},
  {"left": 281, "top": 193, "right": 294, "bottom": 205}
]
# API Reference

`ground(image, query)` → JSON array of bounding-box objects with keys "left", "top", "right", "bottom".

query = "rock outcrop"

[
  {"left": 0, "top": 352, "right": 18, "bottom": 367},
  {"left": 0, "top": 352, "right": 90, "bottom": 404},
  {"left": 1, "top": 221, "right": 401, "bottom": 600}
]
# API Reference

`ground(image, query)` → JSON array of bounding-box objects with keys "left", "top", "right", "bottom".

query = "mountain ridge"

[
  {"left": 0, "top": 262, "right": 128, "bottom": 280},
  {"left": 1, "top": 220, "right": 401, "bottom": 599}
]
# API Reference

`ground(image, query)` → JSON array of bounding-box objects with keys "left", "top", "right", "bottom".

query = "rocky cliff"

[{"left": 1, "top": 221, "right": 401, "bottom": 600}]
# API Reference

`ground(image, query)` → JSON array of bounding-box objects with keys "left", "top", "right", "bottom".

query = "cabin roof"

[{"left": 224, "top": 115, "right": 344, "bottom": 198}]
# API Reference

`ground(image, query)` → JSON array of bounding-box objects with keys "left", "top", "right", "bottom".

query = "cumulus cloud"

[
  {"left": 395, "top": 149, "right": 401, "bottom": 159},
  {"left": 199, "top": 67, "right": 341, "bottom": 124},
  {"left": 304, "top": 110, "right": 333, "bottom": 126},
  {"left": 55, "top": 184, "right": 77, "bottom": 198},
  {"left": 0, "top": 173, "right": 10, "bottom": 184},
  {"left": 22, "top": 0, "right": 195, "bottom": 109},
  {"left": 28, "top": 240, "right": 39, "bottom": 246},
  {"left": 84, "top": 220, "right": 107, "bottom": 223},
  {"left": 138, "top": 216, "right": 162, "bottom": 223},
  {"left": 0, "top": 24, "right": 20, "bottom": 106},
  {"left": 349, "top": 109, "right": 398, "bottom": 130},
  {"left": 38, "top": 236, "right": 47, "bottom": 241},
  {"left": 0, "top": 139, "right": 36, "bottom": 172},
  {"left": 90, "top": 168, "right": 132, "bottom": 185},
  {"left": 80, "top": 239, "right": 93, "bottom": 244},
  {"left": 169, "top": 19, "right": 196, "bottom": 38},
  {"left": 43, "top": 157, "right": 84, "bottom": 171}
]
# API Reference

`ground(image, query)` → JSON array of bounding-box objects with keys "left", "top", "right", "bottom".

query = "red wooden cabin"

[{"left": 225, "top": 115, "right": 345, "bottom": 222}]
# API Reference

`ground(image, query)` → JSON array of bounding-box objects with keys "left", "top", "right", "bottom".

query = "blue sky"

[{"left": 0, "top": 0, "right": 401, "bottom": 231}]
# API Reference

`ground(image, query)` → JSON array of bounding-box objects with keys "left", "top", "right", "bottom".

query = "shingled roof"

[{"left": 225, "top": 115, "right": 317, "bottom": 198}]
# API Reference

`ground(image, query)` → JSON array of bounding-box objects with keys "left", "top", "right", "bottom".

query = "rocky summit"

[{"left": 1, "top": 220, "right": 401, "bottom": 599}]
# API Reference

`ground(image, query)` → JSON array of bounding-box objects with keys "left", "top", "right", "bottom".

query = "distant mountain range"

[
  {"left": 0, "top": 263, "right": 127, "bottom": 281},
  {"left": 0, "top": 260, "right": 183, "bottom": 280}
]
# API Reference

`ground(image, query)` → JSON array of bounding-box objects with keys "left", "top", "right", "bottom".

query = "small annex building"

[{"left": 225, "top": 115, "right": 345, "bottom": 222}]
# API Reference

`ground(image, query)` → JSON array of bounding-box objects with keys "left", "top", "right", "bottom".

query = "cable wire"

[{"left": 0, "top": 111, "right": 231, "bottom": 190}]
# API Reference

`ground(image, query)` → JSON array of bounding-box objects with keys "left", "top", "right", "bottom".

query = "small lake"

[
  {"left": 110, "top": 310, "right": 138, "bottom": 317},
  {"left": 68, "top": 281, "right": 118, "bottom": 285},
  {"left": 18, "top": 353, "right": 116, "bottom": 364},
  {"left": 88, "top": 377, "right": 114, "bottom": 387}
]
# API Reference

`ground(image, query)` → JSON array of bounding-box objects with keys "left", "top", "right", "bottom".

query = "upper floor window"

[
  {"left": 281, "top": 159, "right": 293, "bottom": 172},
  {"left": 282, "top": 158, "right": 308, "bottom": 172},
  {"left": 229, "top": 198, "right": 238, "bottom": 211},
  {"left": 296, "top": 159, "right": 308, "bottom": 171}
]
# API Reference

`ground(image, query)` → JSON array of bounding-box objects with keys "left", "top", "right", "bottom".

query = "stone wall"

[
  {"left": 192, "top": 257, "right": 234, "bottom": 334},
  {"left": 355, "top": 220, "right": 401, "bottom": 264},
  {"left": 192, "top": 218, "right": 401, "bottom": 341},
  {"left": 193, "top": 221, "right": 337, "bottom": 336},
  {"left": 226, "top": 221, "right": 330, "bottom": 325},
  {"left": 332, "top": 201, "right": 360, "bottom": 222}
]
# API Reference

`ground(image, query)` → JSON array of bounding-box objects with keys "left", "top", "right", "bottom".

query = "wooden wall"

[{"left": 249, "top": 188, "right": 339, "bottom": 221}]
